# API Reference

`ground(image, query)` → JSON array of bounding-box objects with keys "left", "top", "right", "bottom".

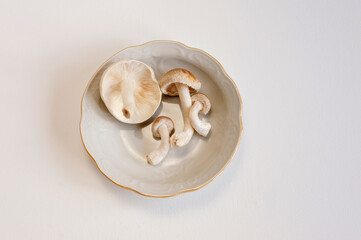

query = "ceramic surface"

[{"left": 80, "top": 40, "right": 243, "bottom": 197}]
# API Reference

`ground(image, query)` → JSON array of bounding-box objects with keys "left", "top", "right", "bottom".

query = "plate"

[{"left": 80, "top": 40, "right": 243, "bottom": 197}]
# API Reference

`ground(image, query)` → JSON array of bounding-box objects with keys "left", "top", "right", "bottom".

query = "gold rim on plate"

[{"left": 79, "top": 40, "right": 243, "bottom": 198}]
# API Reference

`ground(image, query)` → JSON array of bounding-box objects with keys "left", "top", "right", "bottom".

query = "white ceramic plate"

[{"left": 80, "top": 40, "right": 243, "bottom": 197}]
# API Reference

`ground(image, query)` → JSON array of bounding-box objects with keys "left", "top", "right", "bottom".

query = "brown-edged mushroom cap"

[
  {"left": 146, "top": 116, "right": 175, "bottom": 165},
  {"left": 152, "top": 116, "right": 174, "bottom": 138},
  {"left": 191, "top": 93, "right": 211, "bottom": 115},
  {"left": 159, "top": 68, "right": 201, "bottom": 96}
]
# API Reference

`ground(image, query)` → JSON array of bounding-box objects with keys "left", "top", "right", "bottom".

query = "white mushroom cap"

[
  {"left": 191, "top": 93, "right": 211, "bottom": 115},
  {"left": 152, "top": 116, "right": 174, "bottom": 138},
  {"left": 159, "top": 68, "right": 201, "bottom": 96},
  {"left": 100, "top": 60, "right": 161, "bottom": 124}
]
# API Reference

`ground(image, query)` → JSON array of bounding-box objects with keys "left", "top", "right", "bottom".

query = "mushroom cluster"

[
  {"left": 145, "top": 68, "right": 211, "bottom": 165},
  {"left": 159, "top": 69, "right": 201, "bottom": 147},
  {"left": 100, "top": 61, "right": 211, "bottom": 166}
]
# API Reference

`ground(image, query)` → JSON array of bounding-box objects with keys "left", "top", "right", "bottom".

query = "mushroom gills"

[
  {"left": 99, "top": 60, "right": 161, "bottom": 124},
  {"left": 120, "top": 78, "right": 136, "bottom": 119}
]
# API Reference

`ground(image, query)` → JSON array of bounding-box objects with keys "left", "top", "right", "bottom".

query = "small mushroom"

[
  {"left": 189, "top": 93, "right": 211, "bottom": 137},
  {"left": 159, "top": 69, "right": 201, "bottom": 147},
  {"left": 146, "top": 117, "right": 174, "bottom": 165},
  {"left": 100, "top": 60, "right": 161, "bottom": 124}
]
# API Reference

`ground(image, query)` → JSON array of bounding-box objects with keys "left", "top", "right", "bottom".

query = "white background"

[{"left": 0, "top": 0, "right": 360, "bottom": 239}]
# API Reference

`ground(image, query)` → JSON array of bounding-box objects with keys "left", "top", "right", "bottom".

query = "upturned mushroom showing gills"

[
  {"left": 100, "top": 60, "right": 161, "bottom": 124},
  {"left": 146, "top": 116, "right": 174, "bottom": 165},
  {"left": 189, "top": 93, "right": 212, "bottom": 137},
  {"left": 159, "top": 69, "right": 201, "bottom": 147}
]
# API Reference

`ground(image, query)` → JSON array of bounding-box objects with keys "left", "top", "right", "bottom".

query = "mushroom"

[
  {"left": 100, "top": 60, "right": 161, "bottom": 124},
  {"left": 159, "top": 69, "right": 201, "bottom": 147},
  {"left": 189, "top": 93, "right": 211, "bottom": 137},
  {"left": 146, "top": 116, "right": 174, "bottom": 165}
]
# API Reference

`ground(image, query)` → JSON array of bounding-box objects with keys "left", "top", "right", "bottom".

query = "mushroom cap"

[
  {"left": 159, "top": 68, "right": 201, "bottom": 96},
  {"left": 99, "top": 60, "right": 161, "bottom": 124},
  {"left": 152, "top": 116, "right": 174, "bottom": 138},
  {"left": 191, "top": 93, "right": 211, "bottom": 114}
]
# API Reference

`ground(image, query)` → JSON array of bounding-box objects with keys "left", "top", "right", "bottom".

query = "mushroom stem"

[
  {"left": 121, "top": 80, "right": 136, "bottom": 119},
  {"left": 189, "top": 101, "right": 211, "bottom": 136},
  {"left": 171, "top": 83, "right": 194, "bottom": 147},
  {"left": 146, "top": 124, "right": 170, "bottom": 165}
]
